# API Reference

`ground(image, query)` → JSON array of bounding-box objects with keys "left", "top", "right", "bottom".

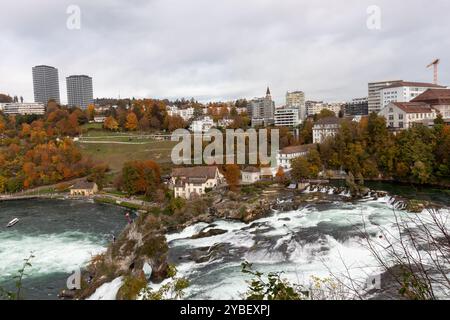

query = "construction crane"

[{"left": 427, "top": 59, "right": 440, "bottom": 85}]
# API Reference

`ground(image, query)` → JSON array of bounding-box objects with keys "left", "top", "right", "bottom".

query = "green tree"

[
  {"left": 88, "top": 164, "right": 109, "bottom": 190},
  {"left": 291, "top": 157, "right": 311, "bottom": 181}
]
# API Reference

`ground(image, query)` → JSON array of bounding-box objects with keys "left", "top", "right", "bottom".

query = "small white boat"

[{"left": 6, "top": 218, "right": 19, "bottom": 228}]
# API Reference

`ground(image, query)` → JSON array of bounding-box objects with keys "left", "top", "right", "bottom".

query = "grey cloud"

[{"left": 1, "top": 0, "right": 450, "bottom": 104}]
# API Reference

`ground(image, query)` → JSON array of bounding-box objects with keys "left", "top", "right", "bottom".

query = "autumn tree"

[
  {"left": 88, "top": 163, "right": 109, "bottom": 190},
  {"left": 166, "top": 115, "right": 186, "bottom": 132},
  {"left": 0, "top": 175, "right": 7, "bottom": 193},
  {"left": 0, "top": 93, "right": 13, "bottom": 103},
  {"left": 44, "top": 100, "right": 59, "bottom": 116},
  {"left": 275, "top": 167, "right": 287, "bottom": 184},
  {"left": 86, "top": 104, "right": 96, "bottom": 121},
  {"left": 0, "top": 117, "right": 6, "bottom": 134},
  {"left": 117, "top": 108, "right": 128, "bottom": 129},
  {"left": 314, "top": 109, "right": 336, "bottom": 121},
  {"left": 138, "top": 117, "right": 150, "bottom": 131},
  {"left": 230, "top": 114, "right": 251, "bottom": 130},
  {"left": 222, "top": 164, "right": 240, "bottom": 191},
  {"left": 104, "top": 116, "right": 119, "bottom": 131},
  {"left": 121, "top": 160, "right": 161, "bottom": 198}
]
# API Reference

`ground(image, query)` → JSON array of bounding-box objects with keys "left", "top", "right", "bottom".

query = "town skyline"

[{"left": 1, "top": 0, "right": 450, "bottom": 104}]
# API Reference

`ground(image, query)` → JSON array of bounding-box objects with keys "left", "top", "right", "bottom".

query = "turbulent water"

[
  {"left": 0, "top": 199, "right": 128, "bottom": 300},
  {"left": 1, "top": 186, "right": 449, "bottom": 300},
  {"left": 166, "top": 193, "right": 450, "bottom": 300}
]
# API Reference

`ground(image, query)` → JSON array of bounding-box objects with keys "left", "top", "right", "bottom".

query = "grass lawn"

[
  {"left": 79, "top": 136, "right": 159, "bottom": 143},
  {"left": 94, "top": 196, "right": 142, "bottom": 210},
  {"left": 80, "top": 124, "right": 169, "bottom": 138},
  {"left": 77, "top": 127, "right": 177, "bottom": 175},
  {"left": 77, "top": 139, "right": 177, "bottom": 173},
  {"left": 80, "top": 123, "right": 103, "bottom": 131}
]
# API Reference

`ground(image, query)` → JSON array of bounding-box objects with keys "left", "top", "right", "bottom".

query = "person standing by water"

[{"left": 125, "top": 212, "right": 132, "bottom": 224}]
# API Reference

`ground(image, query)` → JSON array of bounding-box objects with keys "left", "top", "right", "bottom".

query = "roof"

[
  {"left": 369, "top": 80, "right": 403, "bottom": 85},
  {"left": 411, "top": 89, "right": 450, "bottom": 104},
  {"left": 280, "top": 144, "right": 315, "bottom": 155},
  {"left": 175, "top": 176, "right": 208, "bottom": 186},
  {"left": 242, "top": 166, "right": 260, "bottom": 173},
  {"left": 287, "top": 91, "right": 304, "bottom": 94},
  {"left": 67, "top": 75, "right": 92, "bottom": 79},
  {"left": 391, "top": 102, "right": 435, "bottom": 113},
  {"left": 382, "top": 81, "right": 446, "bottom": 90},
  {"left": 33, "top": 65, "right": 57, "bottom": 69},
  {"left": 260, "top": 167, "right": 273, "bottom": 176},
  {"left": 71, "top": 181, "right": 97, "bottom": 190},
  {"left": 172, "top": 166, "right": 218, "bottom": 179}
]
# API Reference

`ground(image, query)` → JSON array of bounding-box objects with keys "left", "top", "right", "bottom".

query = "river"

[
  {"left": 165, "top": 187, "right": 450, "bottom": 300},
  {"left": 0, "top": 199, "right": 128, "bottom": 300}
]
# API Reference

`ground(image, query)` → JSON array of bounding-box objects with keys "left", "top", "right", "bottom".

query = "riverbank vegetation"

[
  {"left": 292, "top": 114, "right": 450, "bottom": 186},
  {"left": 0, "top": 253, "right": 34, "bottom": 300}
]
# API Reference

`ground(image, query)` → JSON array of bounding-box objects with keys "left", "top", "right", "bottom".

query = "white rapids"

[{"left": 165, "top": 195, "right": 450, "bottom": 299}]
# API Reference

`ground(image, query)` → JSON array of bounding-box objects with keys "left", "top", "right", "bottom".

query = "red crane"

[{"left": 427, "top": 59, "right": 440, "bottom": 85}]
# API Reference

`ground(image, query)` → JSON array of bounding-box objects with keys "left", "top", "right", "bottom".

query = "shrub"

[{"left": 116, "top": 274, "right": 147, "bottom": 300}]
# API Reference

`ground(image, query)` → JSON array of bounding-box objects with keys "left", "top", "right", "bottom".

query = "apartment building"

[
  {"left": 286, "top": 91, "right": 306, "bottom": 120},
  {"left": 0, "top": 102, "right": 45, "bottom": 115},
  {"left": 380, "top": 81, "right": 446, "bottom": 109},
  {"left": 274, "top": 107, "right": 301, "bottom": 127},
  {"left": 344, "top": 98, "right": 369, "bottom": 116},
  {"left": 32, "top": 65, "right": 61, "bottom": 104},
  {"left": 66, "top": 75, "right": 94, "bottom": 109},
  {"left": 306, "top": 101, "right": 343, "bottom": 117},
  {"left": 368, "top": 80, "right": 402, "bottom": 114},
  {"left": 167, "top": 105, "right": 195, "bottom": 121}
]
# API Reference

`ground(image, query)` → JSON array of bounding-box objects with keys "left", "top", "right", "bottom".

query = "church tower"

[{"left": 266, "top": 86, "right": 271, "bottom": 100}]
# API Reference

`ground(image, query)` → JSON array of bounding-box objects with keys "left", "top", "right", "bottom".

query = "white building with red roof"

[
  {"left": 171, "top": 166, "right": 223, "bottom": 199},
  {"left": 276, "top": 144, "right": 316, "bottom": 170},
  {"left": 411, "top": 88, "right": 450, "bottom": 120},
  {"left": 378, "top": 101, "right": 437, "bottom": 130}
]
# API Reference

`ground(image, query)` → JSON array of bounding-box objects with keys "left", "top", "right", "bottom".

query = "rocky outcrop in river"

[{"left": 73, "top": 181, "right": 441, "bottom": 299}]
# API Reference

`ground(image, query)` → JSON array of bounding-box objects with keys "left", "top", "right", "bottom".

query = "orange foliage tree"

[
  {"left": 222, "top": 164, "right": 241, "bottom": 191},
  {"left": 121, "top": 160, "right": 161, "bottom": 198},
  {"left": 166, "top": 115, "right": 186, "bottom": 132},
  {"left": 86, "top": 104, "right": 96, "bottom": 121},
  {"left": 104, "top": 116, "right": 119, "bottom": 131},
  {"left": 125, "top": 112, "right": 138, "bottom": 131}
]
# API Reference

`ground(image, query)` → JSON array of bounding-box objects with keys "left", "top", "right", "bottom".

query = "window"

[
  {"left": 389, "top": 108, "right": 393, "bottom": 113},
  {"left": 389, "top": 115, "right": 394, "bottom": 120},
  {"left": 398, "top": 114, "right": 403, "bottom": 120},
  {"left": 389, "top": 122, "right": 394, "bottom": 127},
  {"left": 399, "top": 122, "right": 404, "bottom": 128}
]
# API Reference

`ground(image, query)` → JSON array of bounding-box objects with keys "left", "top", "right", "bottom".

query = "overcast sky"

[{"left": 1, "top": 0, "right": 450, "bottom": 105}]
